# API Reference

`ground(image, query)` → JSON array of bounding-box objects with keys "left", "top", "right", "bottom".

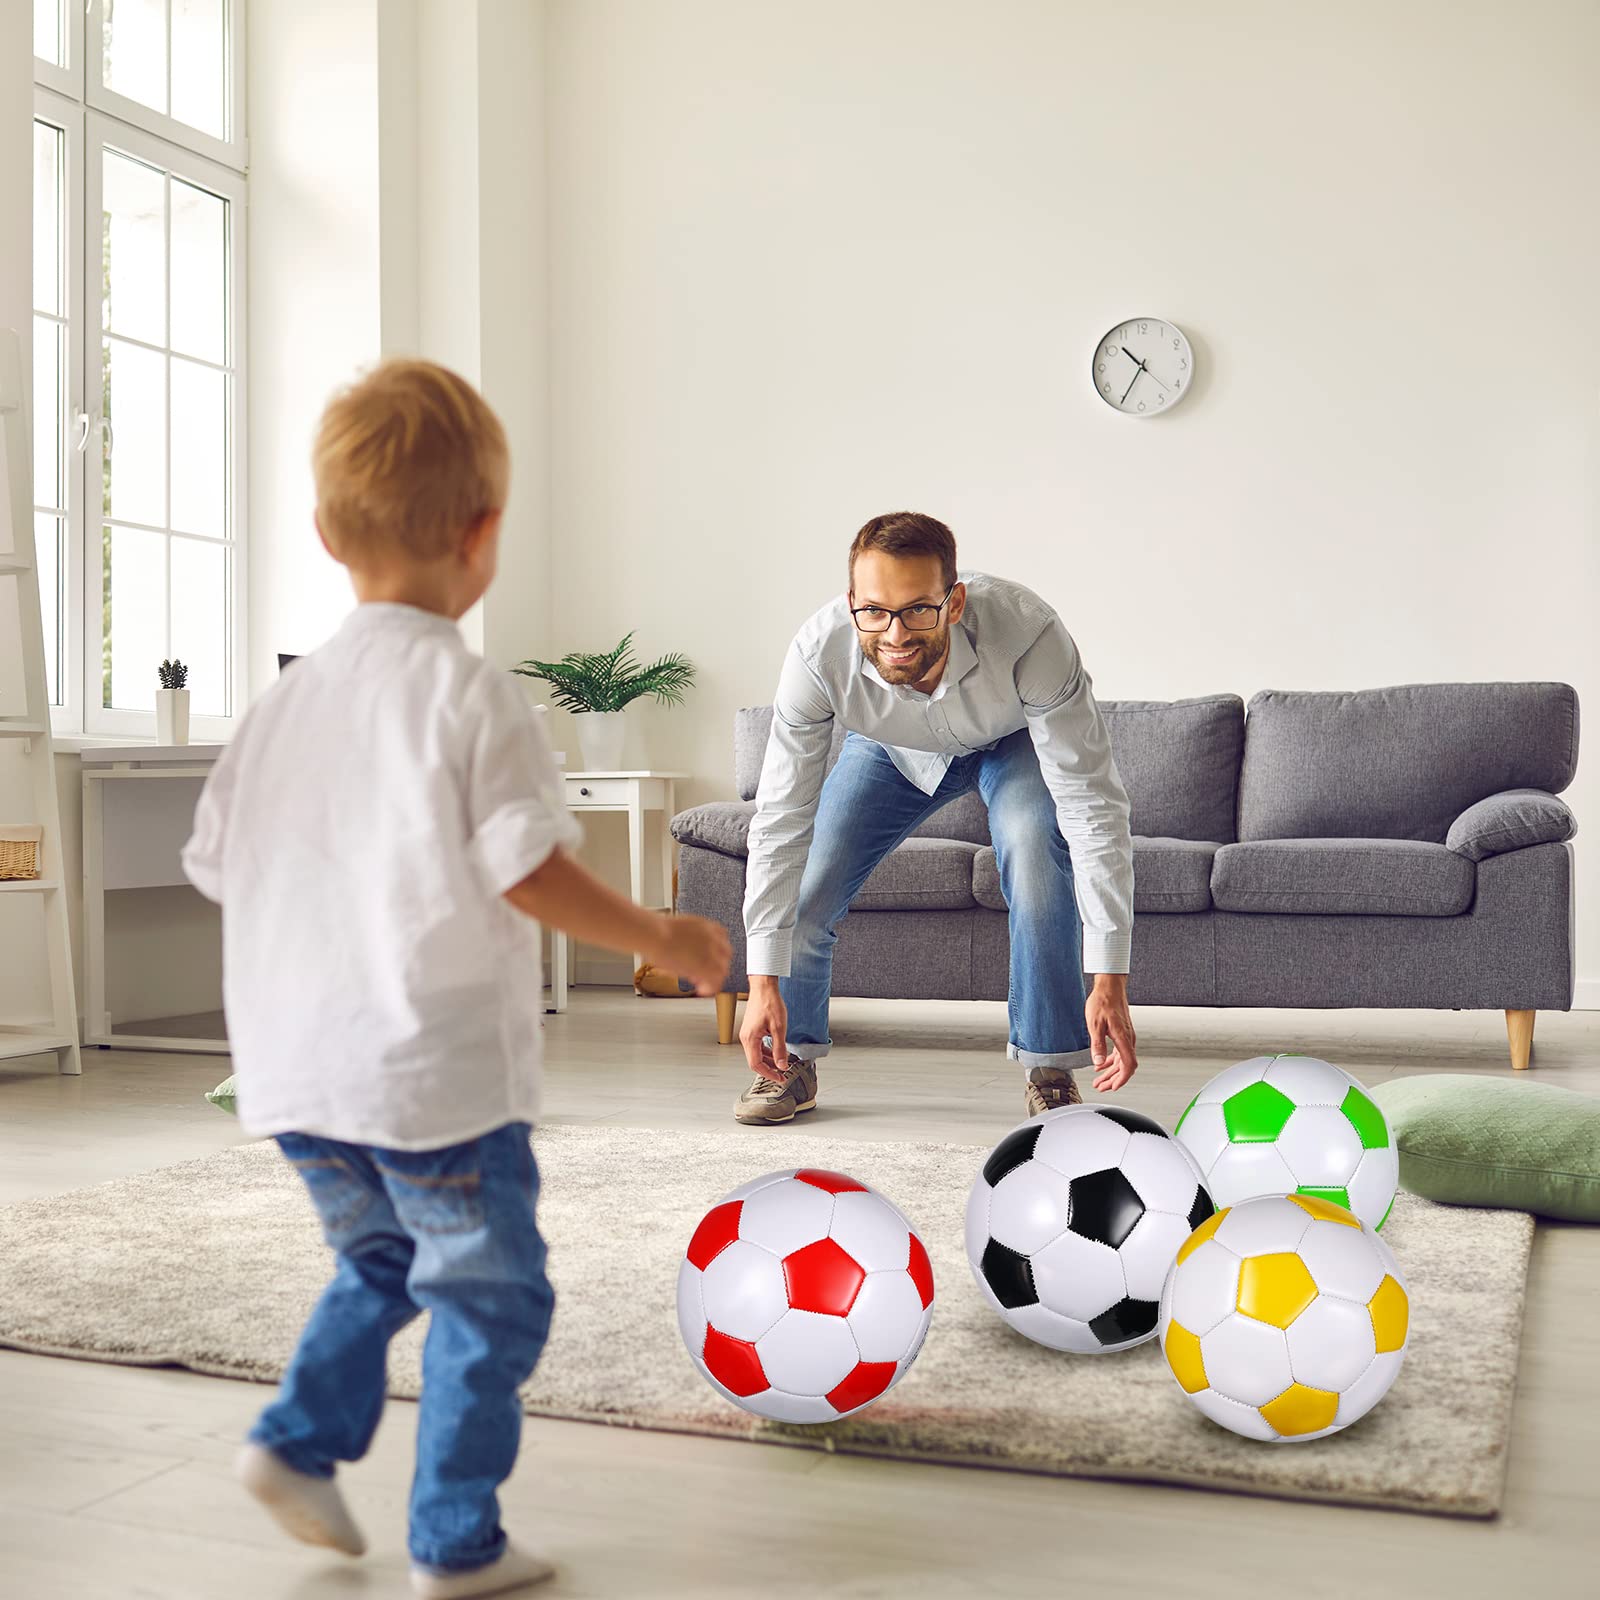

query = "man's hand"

[
  {"left": 1085, "top": 973, "right": 1138, "bottom": 1091},
  {"left": 740, "top": 975, "right": 791, "bottom": 1083},
  {"left": 651, "top": 913, "right": 733, "bottom": 998}
]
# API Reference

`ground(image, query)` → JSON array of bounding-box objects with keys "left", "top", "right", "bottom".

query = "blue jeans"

[
  {"left": 779, "top": 729, "right": 1092, "bottom": 1074},
  {"left": 250, "top": 1122, "right": 554, "bottom": 1575}
]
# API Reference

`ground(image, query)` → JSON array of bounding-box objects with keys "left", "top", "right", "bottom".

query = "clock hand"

[{"left": 1119, "top": 366, "right": 1142, "bottom": 405}]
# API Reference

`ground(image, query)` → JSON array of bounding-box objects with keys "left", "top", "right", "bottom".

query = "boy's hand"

[{"left": 652, "top": 913, "right": 733, "bottom": 998}]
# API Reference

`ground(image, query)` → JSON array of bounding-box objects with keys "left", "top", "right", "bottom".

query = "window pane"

[
  {"left": 32, "top": 318, "right": 63, "bottom": 512},
  {"left": 170, "top": 181, "right": 226, "bottom": 363},
  {"left": 104, "top": 0, "right": 169, "bottom": 116},
  {"left": 170, "top": 535, "right": 226, "bottom": 715},
  {"left": 171, "top": 0, "right": 226, "bottom": 140},
  {"left": 103, "top": 337, "right": 167, "bottom": 527},
  {"left": 32, "top": 122, "right": 61, "bottom": 317},
  {"left": 170, "top": 358, "right": 225, "bottom": 535},
  {"left": 34, "top": 0, "right": 64, "bottom": 68},
  {"left": 35, "top": 515, "right": 63, "bottom": 707},
  {"left": 104, "top": 523, "right": 165, "bottom": 710},
  {"left": 103, "top": 149, "right": 167, "bottom": 346}
]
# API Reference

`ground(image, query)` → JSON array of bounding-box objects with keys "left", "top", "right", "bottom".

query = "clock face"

[{"left": 1092, "top": 319, "right": 1193, "bottom": 416}]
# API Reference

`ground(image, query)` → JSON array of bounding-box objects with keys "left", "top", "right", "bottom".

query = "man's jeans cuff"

[
  {"left": 762, "top": 1035, "right": 830, "bottom": 1063},
  {"left": 1008, "top": 1042, "right": 1094, "bottom": 1075}
]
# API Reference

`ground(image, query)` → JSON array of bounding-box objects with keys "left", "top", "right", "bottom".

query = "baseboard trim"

[{"left": 1574, "top": 978, "right": 1600, "bottom": 1012}]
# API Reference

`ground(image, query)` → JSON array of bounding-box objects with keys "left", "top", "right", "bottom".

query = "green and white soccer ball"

[{"left": 1174, "top": 1056, "right": 1398, "bottom": 1231}]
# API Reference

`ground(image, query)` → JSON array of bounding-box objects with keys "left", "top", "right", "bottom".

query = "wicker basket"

[{"left": 0, "top": 826, "right": 43, "bottom": 881}]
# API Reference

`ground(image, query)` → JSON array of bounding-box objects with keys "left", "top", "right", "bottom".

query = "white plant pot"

[
  {"left": 156, "top": 688, "right": 191, "bottom": 746},
  {"left": 575, "top": 710, "right": 626, "bottom": 772}
]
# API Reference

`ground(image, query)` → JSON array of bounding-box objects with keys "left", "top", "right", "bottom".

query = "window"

[{"left": 33, "top": 0, "right": 246, "bottom": 740}]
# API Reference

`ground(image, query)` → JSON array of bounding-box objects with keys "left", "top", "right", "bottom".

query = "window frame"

[
  {"left": 34, "top": 0, "right": 248, "bottom": 744},
  {"left": 84, "top": 112, "right": 248, "bottom": 742},
  {"left": 86, "top": 0, "right": 249, "bottom": 173}
]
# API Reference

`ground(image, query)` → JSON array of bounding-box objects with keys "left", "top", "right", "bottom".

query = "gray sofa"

[{"left": 670, "top": 683, "right": 1579, "bottom": 1070}]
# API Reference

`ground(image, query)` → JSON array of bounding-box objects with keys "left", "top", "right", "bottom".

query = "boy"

[{"left": 183, "top": 360, "right": 731, "bottom": 1598}]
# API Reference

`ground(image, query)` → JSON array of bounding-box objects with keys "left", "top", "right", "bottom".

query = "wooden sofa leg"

[
  {"left": 1505, "top": 1009, "right": 1535, "bottom": 1071},
  {"left": 715, "top": 992, "right": 738, "bottom": 1046}
]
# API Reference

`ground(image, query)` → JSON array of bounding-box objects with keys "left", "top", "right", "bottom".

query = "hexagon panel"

[
  {"left": 847, "top": 1270, "right": 926, "bottom": 1363},
  {"left": 1191, "top": 1385, "right": 1279, "bottom": 1441},
  {"left": 700, "top": 1239, "right": 791, "bottom": 1342},
  {"left": 829, "top": 1190, "right": 912, "bottom": 1273},
  {"left": 1285, "top": 1293, "right": 1377, "bottom": 1391},
  {"left": 1120, "top": 1131, "right": 1205, "bottom": 1215},
  {"left": 1276, "top": 1104, "right": 1364, "bottom": 1189},
  {"left": 1214, "top": 1196, "right": 1314, "bottom": 1260},
  {"left": 1030, "top": 1109, "right": 1131, "bottom": 1180},
  {"left": 987, "top": 1161, "right": 1075, "bottom": 1256},
  {"left": 1261, "top": 1054, "right": 1350, "bottom": 1106},
  {"left": 1347, "top": 1145, "right": 1400, "bottom": 1231},
  {"left": 1206, "top": 1141, "right": 1301, "bottom": 1209},
  {"left": 1298, "top": 1217, "right": 1388, "bottom": 1303},
  {"left": 1167, "top": 1239, "right": 1241, "bottom": 1336},
  {"left": 1174, "top": 1101, "right": 1231, "bottom": 1174},
  {"left": 756, "top": 1309, "right": 860, "bottom": 1397},
  {"left": 1200, "top": 1313, "right": 1294, "bottom": 1406},
  {"left": 1121, "top": 1209, "right": 1198, "bottom": 1302},
  {"left": 1194, "top": 1056, "right": 1274, "bottom": 1106},
  {"left": 738, "top": 1178, "right": 835, "bottom": 1258},
  {"left": 1030, "top": 1227, "right": 1126, "bottom": 1323},
  {"left": 1002, "top": 1301, "right": 1099, "bottom": 1354}
]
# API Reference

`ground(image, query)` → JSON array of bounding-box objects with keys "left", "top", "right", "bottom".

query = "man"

[{"left": 737, "top": 511, "right": 1138, "bottom": 1126}]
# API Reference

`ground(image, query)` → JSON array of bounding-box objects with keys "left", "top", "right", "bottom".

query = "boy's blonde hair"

[{"left": 313, "top": 359, "right": 509, "bottom": 564}]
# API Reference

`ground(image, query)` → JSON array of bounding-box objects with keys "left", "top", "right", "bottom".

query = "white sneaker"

[
  {"left": 410, "top": 1541, "right": 556, "bottom": 1598},
  {"left": 235, "top": 1442, "right": 366, "bottom": 1557}
]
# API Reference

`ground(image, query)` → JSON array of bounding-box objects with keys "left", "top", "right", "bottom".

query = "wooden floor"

[{"left": 0, "top": 993, "right": 1596, "bottom": 1599}]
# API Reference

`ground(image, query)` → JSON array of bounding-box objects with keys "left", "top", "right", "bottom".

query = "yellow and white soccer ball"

[{"left": 1158, "top": 1193, "right": 1409, "bottom": 1442}]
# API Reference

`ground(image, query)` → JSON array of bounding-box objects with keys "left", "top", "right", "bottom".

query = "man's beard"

[{"left": 866, "top": 626, "right": 947, "bottom": 684}]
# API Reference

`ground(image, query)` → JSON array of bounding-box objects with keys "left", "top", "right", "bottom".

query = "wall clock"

[{"left": 1092, "top": 318, "right": 1193, "bottom": 416}]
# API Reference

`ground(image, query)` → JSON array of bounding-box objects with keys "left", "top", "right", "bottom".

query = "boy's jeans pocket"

[{"left": 277, "top": 1134, "right": 376, "bottom": 1247}]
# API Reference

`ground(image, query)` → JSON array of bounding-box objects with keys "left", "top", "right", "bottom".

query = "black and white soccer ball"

[{"left": 965, "top": 1105, "right": 1215, "bottom": 1353}]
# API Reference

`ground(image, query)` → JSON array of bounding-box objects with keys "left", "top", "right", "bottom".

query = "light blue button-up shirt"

[{"left": 744, "top": 571, "right": 1134, "bottom": 978}]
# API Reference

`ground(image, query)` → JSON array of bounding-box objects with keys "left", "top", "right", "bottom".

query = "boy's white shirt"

[{"left": 183, "top": 602, "right": 581, "bottom": 1150}]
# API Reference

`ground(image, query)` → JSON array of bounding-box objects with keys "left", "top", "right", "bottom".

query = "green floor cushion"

[
  {"left": 205, "top": 1074, "right": 238, "bottom": 1115},
  {"left": 1372, "top": 1074, "right": 1600, "bottom": 1221}
]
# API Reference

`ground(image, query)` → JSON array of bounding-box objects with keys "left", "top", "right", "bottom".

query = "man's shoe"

[
  {"left": 735, "top": 1055, "right": 819, "bottom": 1125},
  {"left": 1024, "top": 1069, "right": 1082, "bottom": 1118}
]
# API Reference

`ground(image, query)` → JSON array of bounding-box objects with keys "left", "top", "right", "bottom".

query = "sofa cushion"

[
  {"left": 1211, "top": 839, "right": 1475, "bottom": 916},
  {"left": 1372, "top": 1075, "right": 1600, "bottom": 1223},
  {"left": 973, "top": 836, "right": 1218, "bottom": 914},
  {"left": 1100, "top": 696, "right": 1245, "bottom": 844},
  {"left": 670, "top": 800, "right": 757, "bottom": 859},
  {"left": 1445, "top": 789, "right": 1578, "bottom": 862},
  {"left": 853, "top": 838, "right": 981, "bottom": 911},
  {"left": 1238, "top": 683, "right": 1580, "bottom": 843}
]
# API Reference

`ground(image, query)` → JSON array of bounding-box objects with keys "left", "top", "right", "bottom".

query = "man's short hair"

[
  {"left": 848, "top": 512, "right": 957, "bottom": 593},
  {"left": 313, "top": 359, "right": 509, "bottom": 564}
]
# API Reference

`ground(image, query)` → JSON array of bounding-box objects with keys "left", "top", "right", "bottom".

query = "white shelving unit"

[{"left": 0, "top": 328, "right": 81, "bottom": 1074}]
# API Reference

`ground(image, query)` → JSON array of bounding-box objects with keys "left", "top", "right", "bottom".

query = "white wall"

[{"left": 542, "top": 0, "right": 1600, "bottom": 997}]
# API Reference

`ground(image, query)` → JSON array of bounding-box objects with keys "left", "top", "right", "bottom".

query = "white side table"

[
  {"left": 552, "top": 770, "right": 686, "bottom": 1010},
  {"left": 82, "top": 744, "right": 228, "bottom": 1053}
]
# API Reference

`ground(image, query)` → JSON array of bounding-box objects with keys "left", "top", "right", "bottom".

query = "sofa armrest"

[
  {"left": 1445, "top": 789, "right": 1577, "bottom": 862},
  {"left": 670, "top": 800, "right": 756, "bottom": 860}
]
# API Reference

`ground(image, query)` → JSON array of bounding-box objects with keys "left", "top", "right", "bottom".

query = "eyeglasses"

[{"left": 849, "top": 584, "right": 955, "bottom": 633}]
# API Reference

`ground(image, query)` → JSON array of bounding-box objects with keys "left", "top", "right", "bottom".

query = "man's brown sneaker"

[
  {"left": 735, "top": 1055, "right": 819, "bottom": 1125},
  {"left": 1024, "top": 1069, "right": 1082, "bottom": 1118}
]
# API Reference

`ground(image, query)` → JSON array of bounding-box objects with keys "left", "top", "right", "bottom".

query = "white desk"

[
  {"left": 81, "top": 744, "right": 577, "bottom": 1044},
  {"left": 554, "top": 770, "right": 686, "bottom": 1003},
  {"left": 81, "top": 744, "right": 229, "bottom": 1053}
]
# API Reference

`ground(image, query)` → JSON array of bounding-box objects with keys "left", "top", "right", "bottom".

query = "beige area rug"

[{"left": 0, "top": 1125, "right": 1533, "bottom": 1517}]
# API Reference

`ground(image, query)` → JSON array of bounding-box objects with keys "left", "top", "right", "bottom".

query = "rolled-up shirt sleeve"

[
  {"left": 465, "top": 674, "right": 584, "bottom": 897},
  {"left": 743, "top": 639, "right": 837, "bottom": 977},
  {"left": 1014, "top": 617, "right": 1134, "bottom": 975}
]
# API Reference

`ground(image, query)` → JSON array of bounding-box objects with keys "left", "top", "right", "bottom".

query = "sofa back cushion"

[
  {"left": 1100, "top": 696, "right": 1245, "bottom": 843},
  {"left": 1238, "top": 683, "right": 1580, "bottom": 843}
]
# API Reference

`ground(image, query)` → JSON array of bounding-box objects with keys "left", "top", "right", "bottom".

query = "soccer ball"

[
  {"left": 677, "top": 1168, "right": 934, "bottom": 1423},
  {"left": 1159, "top": 1193, "right": 1410, "bottom": 1441},
  {"left": 965, "top": 1106, "right": 1214, "bottom": 1353},
  {"left": 1174, "top": 1055, "right": 1399, "bottom": 1230}
]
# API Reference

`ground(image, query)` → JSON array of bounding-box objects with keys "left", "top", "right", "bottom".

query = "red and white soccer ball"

[{"left": 677, "top": 1168, "right": 935, "bottom": 1423}]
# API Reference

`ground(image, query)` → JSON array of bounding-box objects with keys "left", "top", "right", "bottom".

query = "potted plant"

[
  {"left": 156, "top": 659, "right": 190, "bottom": 746},
  {"left": 512, "top": 632, "right": 695, "bottom": 771}
]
